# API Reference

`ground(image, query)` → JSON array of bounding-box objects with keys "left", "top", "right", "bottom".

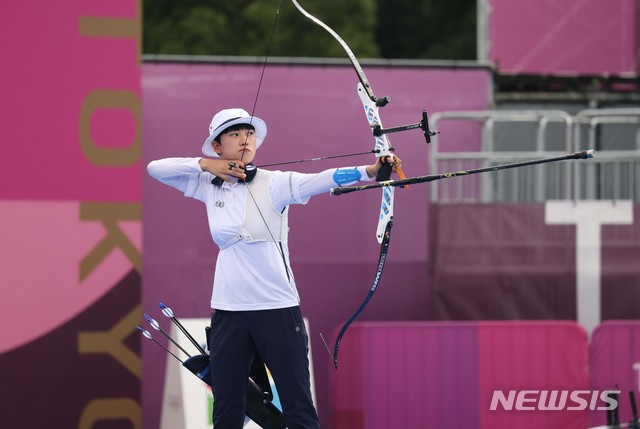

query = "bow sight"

[{"left": 372, "top": 110, "right": 440, "bottom": 144}]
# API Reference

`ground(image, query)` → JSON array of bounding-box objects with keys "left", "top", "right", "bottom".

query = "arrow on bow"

[
  {"left": 330, "top": 150, "right": 595, "bottom": 195},
  {"left": 289, "top": 0, "right": 437, "bottom": 369}
]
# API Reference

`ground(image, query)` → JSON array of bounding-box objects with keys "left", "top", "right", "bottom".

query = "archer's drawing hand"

[{"left": 199, "top": 158, "right": 247, "bottom": 182}]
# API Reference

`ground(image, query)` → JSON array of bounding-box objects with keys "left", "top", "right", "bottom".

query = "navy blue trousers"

[{"left": 209, "top": 306, "right": 320, "bottom": 429}]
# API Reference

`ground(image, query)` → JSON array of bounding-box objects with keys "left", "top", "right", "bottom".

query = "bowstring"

[
  {"left": 240, "top": 0, "right": 333, "bottom": 360},
  {"left": 248, "top": 0, "right": 281, "bottom": 121},
  {"left": 260, "top": 149, "right": 382, "bottom": 167}
]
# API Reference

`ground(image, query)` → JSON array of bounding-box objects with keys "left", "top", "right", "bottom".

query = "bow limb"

[
  {"left": 290, "top": 0, "right": 379, "bottom": 104},
  {"left": 332, "top": 220, "right": 393, "bottom": 368}
]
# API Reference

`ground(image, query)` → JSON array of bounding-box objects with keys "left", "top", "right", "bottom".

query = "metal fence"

[{"left": 429, "top": 108, "right": 640, "bottom": 202}]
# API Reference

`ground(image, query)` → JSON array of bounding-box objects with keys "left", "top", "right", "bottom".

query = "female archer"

[{"left": 147, "top": 107, "right": 401, "bottom": 429}]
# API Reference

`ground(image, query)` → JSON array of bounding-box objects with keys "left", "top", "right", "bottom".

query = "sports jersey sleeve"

[
  {"left": 269, "top": 166, "right": 373, "bottom": 211},
  {"left": 147, "top": 157, "right": 212, "bottom": 201}
]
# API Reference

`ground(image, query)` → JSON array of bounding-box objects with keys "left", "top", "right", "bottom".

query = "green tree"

[
  {"left": 375, "top": 0, "right": 476, "bottom": 60},
  {"left": 143, "top": 0, "right": 379, "bottom": 57},
  {"left": 143, "top": 0, "right": 476, "bottom": 60}
]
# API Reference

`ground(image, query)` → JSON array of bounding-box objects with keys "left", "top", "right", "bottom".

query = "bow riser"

[{"left": 357, "top": 82, "right": 394, "bottom": 244}]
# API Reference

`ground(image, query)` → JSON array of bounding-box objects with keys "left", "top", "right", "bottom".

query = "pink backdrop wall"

[
  {"left": 142, "top": 61, "right": 493, "bottom": 428},
  {"left": 331, "top": 321, "right": 591, "bottom": 429},
  {"left": 590, "top": 321, "right": 640, "bottom": 427},
  {"left": 0, "top": 0, "right": 142, "bottom": 426},
  {"left": 488, "top": 0, "right": 640, "bottom": 74},
  {"left": 430, "top": 204, "right": 640, "bottom": 321},
  {"left": 331, "top": 320, "right": 640, "bottom": 429}
]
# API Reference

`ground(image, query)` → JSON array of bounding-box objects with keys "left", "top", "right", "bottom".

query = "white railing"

[{"left": 429, "top": 108, "right": 640, "bottom": 202}]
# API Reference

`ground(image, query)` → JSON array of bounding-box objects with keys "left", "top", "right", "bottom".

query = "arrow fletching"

[
  {"left": 159, "top": 302, "right": 174, "bottom": 318},
  {"left": 158, "top": 301, "right": 207, "bottom": 355},
  {"left": 144, "top": 313, "right": 161, "bottom": 331},
  {"left": 137, "top": 325, "right": 153, "bottom": 340}
]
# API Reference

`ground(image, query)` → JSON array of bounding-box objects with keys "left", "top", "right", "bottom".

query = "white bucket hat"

[{"left": 202, "top": 108, "right": 267, "bottom": 157}]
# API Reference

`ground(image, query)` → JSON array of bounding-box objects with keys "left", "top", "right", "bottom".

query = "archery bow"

[
  {"left": 244, "top": 0, "right": 434, "bottom": 369},
  {"left": 289, "top": 0, "right": 434, "bottom": 369}
]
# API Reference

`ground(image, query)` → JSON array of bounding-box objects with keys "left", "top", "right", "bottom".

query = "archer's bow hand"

[{"left": 367, "top": 155, "right": 407, "bottom": 186}]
